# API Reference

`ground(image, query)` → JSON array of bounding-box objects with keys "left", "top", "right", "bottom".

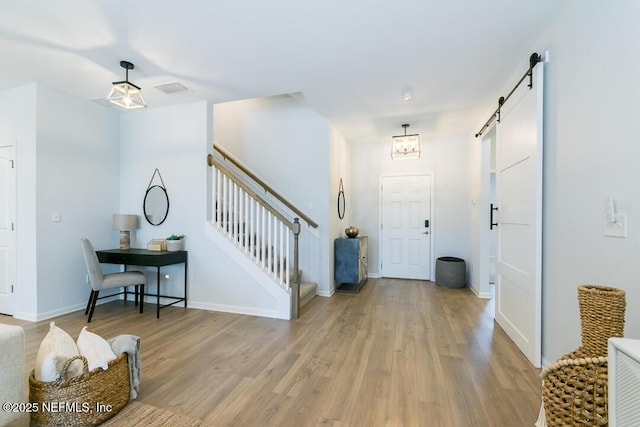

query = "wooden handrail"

[{"left": 209, "top": 145, "right": 319, "bottom": 228}]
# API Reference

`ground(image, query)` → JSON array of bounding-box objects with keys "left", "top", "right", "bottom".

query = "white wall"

[
  {"left": 35, "top": 86, "right": 121, "bottom": 317},
  {"left": 0, "top": 84, "right": 38, "bottom": 318},
  {"left": 119, "top": 101, "right": 285, "bottom": 317},
  {"left": 328, "top": 123, "right": 352, "bottom": 293},
  {"left": 530, "top": 0, "right": 640, "bottom": 363},
  {"left": 0, "top": 84, "right": 120, "bottom": 320},
  {"left": 350, "top": 135, "right": 471, "bottom": 279},
  {"left": 467, "top": 0, "right": 640, "bottom": 363},
  {"left": 213, "top": 95, "right": 333, "bottom": 294}
]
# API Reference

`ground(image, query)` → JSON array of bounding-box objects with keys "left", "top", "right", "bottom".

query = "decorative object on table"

[
  {"left": 337, "top": 178, "right": 345, "bottom": 219},
  {"left": 112, "top": 214, "right": 139, "bottom": 250},
  {"left": 146, "top": 239, "right": 167, "bottom": 251},
  {"left": 166, "top": 234, "right": 185, "bottom": 252},
  {"left": 144, "top": 168, "right": 169, "bottom": 226},
  {"left": 541, "top": 284, "right": 626, "bottom": 426},
  {"left": 344, "top": 226, "right": 359, "bottom": 238}
]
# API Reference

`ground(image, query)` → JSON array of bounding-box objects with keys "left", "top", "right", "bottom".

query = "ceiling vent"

[{"left": 154, "top": 81, "right": 189, "bottom": 94}]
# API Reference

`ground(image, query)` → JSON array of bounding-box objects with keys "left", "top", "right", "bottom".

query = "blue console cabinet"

[{"left": 334, "top": 236, "right": 368, "bottom": 293}]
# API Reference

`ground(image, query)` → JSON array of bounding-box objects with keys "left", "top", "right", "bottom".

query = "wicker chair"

[{"left": 541, "top": 285, "right": 626, "bottom": 426}]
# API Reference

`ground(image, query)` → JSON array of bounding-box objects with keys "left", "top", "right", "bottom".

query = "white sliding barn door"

[{"left": 495, "top": 64, "right": 543, "bottom": 368}]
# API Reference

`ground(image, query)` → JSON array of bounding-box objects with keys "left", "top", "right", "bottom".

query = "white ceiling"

[{"left": 0, "top": 0, "right": 564, "bottom": 142}]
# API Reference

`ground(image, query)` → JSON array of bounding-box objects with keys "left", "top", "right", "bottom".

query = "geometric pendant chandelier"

[
  {"left": 391, "top": 123, "right": 420, "bottom": 160},
  {"left": 106, "top": 60, "right": 146, "bottom": 109}
]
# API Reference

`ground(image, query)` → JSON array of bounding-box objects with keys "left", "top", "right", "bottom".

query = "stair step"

[
  {"left": 288, "top": 269, "right": 302, "bottom": 283},
  {"left": 300, "top": 281, "right": 317, "bottom": 308}
]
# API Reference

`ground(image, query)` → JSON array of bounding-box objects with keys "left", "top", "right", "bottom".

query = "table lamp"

[{"left": 113, "top": 214, "right": 139, "bottom": 250}]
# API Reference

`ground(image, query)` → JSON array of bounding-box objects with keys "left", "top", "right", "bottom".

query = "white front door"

[
  {"left": 380, "top": 175, "right": 432, "bottom": 280},
  {"left": 495, "top": 63, "right": 544, "bottom": 368},
  {"left": 0, "top": 145, "right": 16, "bottom": 315}
]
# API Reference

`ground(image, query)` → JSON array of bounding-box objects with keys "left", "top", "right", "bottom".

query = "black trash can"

[{"left": 436, "top": 257, "right": 466, "bottom": 288}]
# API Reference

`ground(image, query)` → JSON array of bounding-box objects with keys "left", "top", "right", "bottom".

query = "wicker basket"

[
  {"left": 578, "top": 284, "right": 626, "bottom": 356},
  {"left": 542, "top": 284, "right": 626, "bottom": 426},
  {"left": 29, "top": 353, "right": 130, "bottom": 427},
  {"left": 542, "top": 347, "right": 609, "bottom": 426}
]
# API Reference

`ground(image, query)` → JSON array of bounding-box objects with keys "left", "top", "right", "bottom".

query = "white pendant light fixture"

[
  {"left": 391, "top": 123, "right": 420, "bottom": 160},
  {"left": 107, "top": 60, "right": 146, "bottom": 109}
]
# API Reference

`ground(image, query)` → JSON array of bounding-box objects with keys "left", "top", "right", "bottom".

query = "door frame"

[
  {"left": 0, "top": 144, "right": 16, "bottom": 315},
  {"left": 378, "top": 173, "right": 435, "bottom": 281},
  {"left": 476, "top": 126, "right": 496, "bottom": 299}
]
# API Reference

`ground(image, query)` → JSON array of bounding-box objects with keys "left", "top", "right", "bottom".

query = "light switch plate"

[
  {"left": 605, "top": 213, "right": 627, "bottom": 238},
  {"left": 51, "top": 211, "right": 61, "bottom": 222}
]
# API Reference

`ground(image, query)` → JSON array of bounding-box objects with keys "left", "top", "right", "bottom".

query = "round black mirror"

[
  {"left": 337, "top": 191, "right": 345, "bottom": 219},
  {"left": 337, "top": 178, "right": 345, "bottom": 219},
  {"left": 144, "top": 185, "right": 169, "bottom": 226}
]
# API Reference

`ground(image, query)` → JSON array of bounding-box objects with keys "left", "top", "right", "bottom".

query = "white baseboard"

[
  {"left": 317, "top": 289, "right": 334, "bottom": 298},
  {"left": 12, "top": 311, "right": 38, "bottom": 322},
  {"left": 188, "top": 300, "right": 284, "bottom": 319},
  {"left": 14, "top": 296, "right": 120, "bottom": 322},
  {"left": 468, "top": 285, "right": 492, "bottom": 299}
]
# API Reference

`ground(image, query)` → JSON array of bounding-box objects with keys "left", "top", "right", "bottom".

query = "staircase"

[{"left": 207, "top": 146, "right": 318, "bottom": 318}]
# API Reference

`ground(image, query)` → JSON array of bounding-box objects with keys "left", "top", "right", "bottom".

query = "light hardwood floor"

[{"left": 2, "top": 278, "right": 542, "bottom": 426}]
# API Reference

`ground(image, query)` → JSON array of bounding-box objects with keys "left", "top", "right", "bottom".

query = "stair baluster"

[{"left": 207, "top": 150, "right": 314, "bottom": 319}]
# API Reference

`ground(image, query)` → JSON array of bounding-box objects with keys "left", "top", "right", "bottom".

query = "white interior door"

[
  {"left": 380, "top": 175, "right": 432, "bottom": 280},
  {"left": 0, "top": 145, "right": 16, "bottom": 315},
  {"left": 495, "top": 64, "right": 543, "bottom": 368}
]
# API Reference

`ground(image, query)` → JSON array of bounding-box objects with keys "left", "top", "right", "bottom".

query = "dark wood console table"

[{"left": 96, "top": 248, "right": 188, "bottom": 318}]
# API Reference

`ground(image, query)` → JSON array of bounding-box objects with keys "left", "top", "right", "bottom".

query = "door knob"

[{"left": 422, "top": 231, "right": 429, "bottom": 235}]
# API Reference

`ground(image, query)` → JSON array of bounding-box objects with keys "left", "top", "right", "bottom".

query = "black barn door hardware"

[
  {"left": 490, "top": 204, "right": 499, "bottom": 230},
  {"left": 475, "top": 52, "right": 542, "bottom": 138}
]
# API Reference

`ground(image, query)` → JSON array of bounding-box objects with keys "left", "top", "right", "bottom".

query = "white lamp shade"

[{"left": 113, "top": 214, "right": 139, "bottom": 230}]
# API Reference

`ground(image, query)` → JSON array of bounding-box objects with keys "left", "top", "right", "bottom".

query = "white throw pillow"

[
  {"left": 34, "top": 322, "right": 82, "bottom": 382},
  {"left": 77, "top": 326, "right": 117, "bottom": 371}
]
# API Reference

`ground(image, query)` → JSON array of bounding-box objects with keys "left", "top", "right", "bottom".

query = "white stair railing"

[{"left": 208, "top": 154, "right": 302, "bottom": 317}]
